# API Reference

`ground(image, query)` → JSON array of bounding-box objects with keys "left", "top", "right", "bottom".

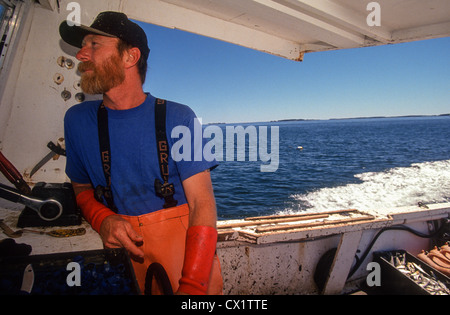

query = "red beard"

[{"left": 78, "top": 53, "right": 125, "bottom": 95}]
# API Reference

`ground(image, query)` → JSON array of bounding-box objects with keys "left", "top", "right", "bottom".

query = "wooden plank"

[
  {"left": 244, "top": 209, "right": 358, "bottom": 221},
  {"left": 218, "top": 213, "right": 329, "bottom": 229},
  {"left": 322, "top": 230, "right": 363, "bottom": 295},
  {"left": 255, "top": 215, "right": 375, "bottom": 233}
]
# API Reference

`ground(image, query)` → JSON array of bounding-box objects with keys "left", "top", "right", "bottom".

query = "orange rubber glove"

[
  {"left": 177, "top": 226, "right": 218, "bottom": 295},
  {"left": 76, "top": 189, "right": 116, "bottom": 233}
]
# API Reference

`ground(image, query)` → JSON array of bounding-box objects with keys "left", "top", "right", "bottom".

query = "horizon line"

[{"left": 206, "top": 113, "right": 450, "bottom": 125}]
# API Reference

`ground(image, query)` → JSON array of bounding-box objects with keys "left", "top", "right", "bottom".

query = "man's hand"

[
  {"left": 99, "top": 215, "right": 145, "bottom": 261},
  {"left": 72, "top": 182, "right": 145, "bottom": 261}
]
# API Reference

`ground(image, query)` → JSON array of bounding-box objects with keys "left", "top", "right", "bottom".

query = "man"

[{"left": 59, "top": 11, "right": 222, "bottom": 295}]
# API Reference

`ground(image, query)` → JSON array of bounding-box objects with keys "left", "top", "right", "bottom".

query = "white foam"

[{"left": 282, "top": 159, "right": 450, "bottom": 214}]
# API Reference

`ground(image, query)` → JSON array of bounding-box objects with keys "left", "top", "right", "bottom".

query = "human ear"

[{"left": 124, "top": 47, "right": 141, "bottom": 68}]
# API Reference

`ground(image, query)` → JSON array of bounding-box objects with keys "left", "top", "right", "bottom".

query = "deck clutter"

[
  {"left": 417, "top": 245, "right": 450, "bottom": 277},
  {"left": 1, "top": 200, "right": 450, "bottom": 294},
  {"left": 216, "top": 207, "right": 450, "bottom": 295},
  {"left": 374, "top": 249, "right": 450, "bottom": 295},
  {"left": 0, "top": 248, "right": 139, "bottom": 295}
]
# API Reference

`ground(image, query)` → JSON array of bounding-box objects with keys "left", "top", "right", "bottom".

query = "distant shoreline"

[
  {"left": 277, "top": 113, "right": 450, "bottom": 122},
  {"left": 207, "top": 113, "right": 450, "bottom": 125}
]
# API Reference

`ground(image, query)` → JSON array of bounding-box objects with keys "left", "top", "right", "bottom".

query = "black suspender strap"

[
  {"left": 96, "top": 103, "right": 118, "bottom": 213},
  {"left": 154, "top": 98, "right": 178, "bottom": 209},
  {"left": 95, "top": 98, "right": 178, "bottom": 212}
]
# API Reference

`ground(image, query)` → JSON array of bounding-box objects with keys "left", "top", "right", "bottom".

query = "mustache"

[{"left": 78, "top": 61, "right": 95, "bottom": 73}]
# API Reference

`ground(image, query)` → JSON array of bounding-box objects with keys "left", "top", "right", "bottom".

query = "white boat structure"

[{"left": 0, "top": 0, "right": 449, "bottom": 295}]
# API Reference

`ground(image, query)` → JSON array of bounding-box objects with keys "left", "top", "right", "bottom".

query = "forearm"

[
  {"left": 72, "top": 181, "right": 94, "bottom": 197},
  {"left": 178, "top": 225, "right": 218, "bottom": 295},
  {"left": 178, "top": 171, "right": 218, "bottom": 295},
  {"left": 75, "top": 187, "right": 116, "bottom": 233},
  {"left": 184, "top": 170, "right": 217, "bottom": 228},
  {"left": 189, "top": 198, "right": 217, "bottom": 228},
  {"left": 72, "top": 181, "right": 116, "bottom": 232}
]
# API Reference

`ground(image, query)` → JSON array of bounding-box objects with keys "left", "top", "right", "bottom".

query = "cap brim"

[{"left": 59, "top": 21, "right": 117, "bottom": 48}]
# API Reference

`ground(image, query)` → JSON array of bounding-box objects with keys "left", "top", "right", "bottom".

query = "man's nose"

[{"left": 76, "top": 46, "right": 90, "bottom": 62}]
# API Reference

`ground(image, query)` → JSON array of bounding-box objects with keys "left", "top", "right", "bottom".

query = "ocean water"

[{"left": 209, "top": 116, "right": 450, "bottom": 219}]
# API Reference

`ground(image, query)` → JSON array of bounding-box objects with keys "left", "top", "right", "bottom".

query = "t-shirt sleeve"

[{"left": 167, "top": 104, "right": 218, "bottom": 182}]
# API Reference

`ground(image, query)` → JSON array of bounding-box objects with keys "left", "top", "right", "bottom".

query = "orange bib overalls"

[{"left": 120, "top": 203, "right": 223, "bottom": 295}]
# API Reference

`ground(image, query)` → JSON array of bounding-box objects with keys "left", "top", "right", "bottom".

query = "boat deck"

[{"left": 1, "top": 199, "right": 449, "bottom": 294}]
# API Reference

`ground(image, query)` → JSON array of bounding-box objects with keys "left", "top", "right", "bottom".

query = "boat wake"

[{"left": 282, "top": 159, "right": 450, "bottom": 214}]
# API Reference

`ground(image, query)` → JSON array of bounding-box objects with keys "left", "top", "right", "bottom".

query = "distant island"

[
  {"left": 206, "top": 113, "right": 450, "bottom": 125},
  {"left": 326, "top": 113, "right": 450, "bottom": 121},
  {"left": 272, "top": 113, "right": 450, "bottom": 123}
]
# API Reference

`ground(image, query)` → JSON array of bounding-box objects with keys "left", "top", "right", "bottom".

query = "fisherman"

[{"left": 59, "top": 11, "right": 222, "bottom": 295}]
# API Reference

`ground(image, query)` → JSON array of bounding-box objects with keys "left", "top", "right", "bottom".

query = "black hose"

[
  {"left": 347, "top": 220, "right": 449, "bottom": 279},
  {"left": 144, "top": 262, "right": 174, "bottom": 295}
]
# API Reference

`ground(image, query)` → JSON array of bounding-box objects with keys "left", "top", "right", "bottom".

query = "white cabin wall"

[
  {"left": 0, "top": 0, "right": 122, "bottom": 186},
  {"left": 0, "top": 1, "right": 34, "bottom": 153}
]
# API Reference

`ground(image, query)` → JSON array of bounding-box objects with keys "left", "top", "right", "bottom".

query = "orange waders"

[{"left": 120, "top": 203, "right": 223, "bottom": 295}]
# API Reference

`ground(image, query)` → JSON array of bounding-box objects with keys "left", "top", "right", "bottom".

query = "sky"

[{"left": 137, "top": 21, "right": 450, "bottom": 124}]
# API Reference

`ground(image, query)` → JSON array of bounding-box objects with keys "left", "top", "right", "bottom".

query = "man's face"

[{"left": 76, "top": 35, "right": 125, "bottom": 94}]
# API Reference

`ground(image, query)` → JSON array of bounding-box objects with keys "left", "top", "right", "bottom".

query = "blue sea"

[{"left": 209, "top": 116, "right": 450, "bottom": 219}]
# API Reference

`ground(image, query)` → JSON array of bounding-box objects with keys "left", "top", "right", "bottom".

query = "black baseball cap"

[{"left": 59, "top": 11, "right": 150, "bottom": 60}]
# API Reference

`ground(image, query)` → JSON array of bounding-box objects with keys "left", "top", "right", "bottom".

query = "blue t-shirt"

[{"left": 64, "top": 93, "right": 217, "bottom": 216}]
